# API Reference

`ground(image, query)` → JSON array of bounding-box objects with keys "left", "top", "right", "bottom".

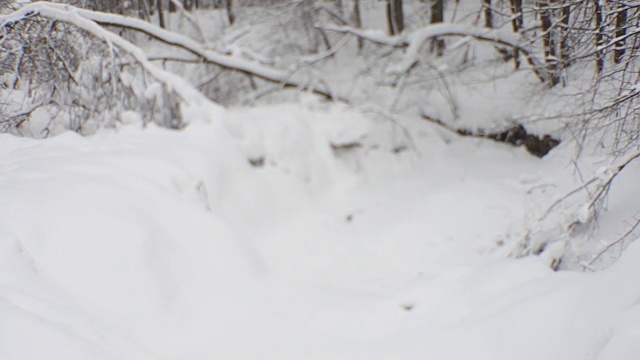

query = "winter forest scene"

[{"left": 1, "top": 0, "right": 639, "bottom": 358}]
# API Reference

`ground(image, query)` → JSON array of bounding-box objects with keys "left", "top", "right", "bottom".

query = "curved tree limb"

[
  {"left": 321, "top": 23, "right": 552, "bottom": 84},
  {"left": 5, "top": 2, "right": 339, "bottom": 101},
  {"left": 0, "top": 4, "right": 209, "bottom": 106}
]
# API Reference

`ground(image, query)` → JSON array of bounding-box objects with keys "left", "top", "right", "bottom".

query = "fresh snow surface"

[{"left": 1, "top": 102, "right": 639, "bottom": 360}]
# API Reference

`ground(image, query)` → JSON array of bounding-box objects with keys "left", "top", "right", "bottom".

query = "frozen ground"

[{"left": 1, "top": 102, "right": 639, "bottom": 359}]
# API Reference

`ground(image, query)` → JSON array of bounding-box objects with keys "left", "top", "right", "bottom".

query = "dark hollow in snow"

[
  {"left": 422, "top": 115, "right": 560, "bottom": 157},
  {"left": 482, "top": 124, "right": 560, "bottom": 158}
]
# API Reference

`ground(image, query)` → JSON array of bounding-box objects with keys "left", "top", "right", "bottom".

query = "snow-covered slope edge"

[{"left": 1, "top": 103, "right": 639, "bottom": 359}]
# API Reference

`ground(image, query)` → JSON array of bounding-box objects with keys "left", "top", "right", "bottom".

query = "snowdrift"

[{"left": 1, "top": 103, "right": 639, "bottom": 359}]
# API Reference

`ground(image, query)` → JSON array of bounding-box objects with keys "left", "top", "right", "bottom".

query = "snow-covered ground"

[{"left": 1, "top": 101, "right": 639, "bottom": 359}]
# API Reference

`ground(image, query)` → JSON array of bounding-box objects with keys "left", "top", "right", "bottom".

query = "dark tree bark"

[
  {"left": 614, "top": 5, "right": 628, "bottom": 64},
  {"left": 430, "top": 0, "right": 445, "bottom": 55},
  {"left": 386, "top": 0, "right": 404, "bottom": 35},
  {"left": 593, "top": 0, "right": 604, "bottom": 74},
  {"left": 352, "top": 0, "right": 364, "bottom": 51},
  {"left": 539, "top": 1, "right": 559, "bottom": 85},
  {"left": 509, "top": 0, "right": 523, "bottom": 30},
  {"left": 137, "top": 0, "right": 152, "bottom": 20},
  {"left": 225, "top": 0, "right": 235, "bottom": 25},
  {"left": 559, "top": 2, "right": 571, "bottom": 66},
  {"left": 483, "top": 0, "right": 492, "bottom": 28},
  {"left": 430, "top": 0, "right": 443, "bottom": 23},
  {"left": 157, "top": 0, "right": 166, "bottom": 28},
  {"left": 509, "top": 0, "right": 523, "bottom": 68}
]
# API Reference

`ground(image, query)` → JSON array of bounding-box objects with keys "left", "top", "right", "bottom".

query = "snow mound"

[{"left": 1, "top": 103, "right": 639, "bottom": 359}]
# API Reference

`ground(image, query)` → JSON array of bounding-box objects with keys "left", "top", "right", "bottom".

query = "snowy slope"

[{"left": 1, "top": 103, "right": 639, "bottom": 359}]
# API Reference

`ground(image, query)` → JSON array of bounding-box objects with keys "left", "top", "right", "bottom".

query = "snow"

[
  {"left": 1, "top": 101, "right": 639, "bottom": 359},
  {"left": 1, "top": 0, "right": 639, "bottom": 358}
]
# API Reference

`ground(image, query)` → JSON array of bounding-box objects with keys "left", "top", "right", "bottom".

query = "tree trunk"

[
  {"left": 593, "top": 0, "right": 604, "bottom": 74},
  {"left": 157, "top": 0, "right": 165, "bottom": 28},
  {"left": 225, "top": 0, "right": 235, "bottom": 25},
  {"left": 509, "top": 0, "right": 523, "bottom": 30},
  {"left": 614, "top": 5, "right": 627, "bottom": 64},
  {"left": 352, "top": 0, "right": 363, "bottom": 51},
  {"left": 386, "top": 0, "right": 404, "bottom": 35},
  {"left": 483, "top": 0, "right": 492, "bottom": 28},
  {"left": 509, "top": 0, "right": 523, "bottom": 69},
  {"left": 430, "top": 0, "right": 445, "bottom": 55},
  {"left": 559, "top": 2, "right": 570, "bottom": 66},
  {"left": 138, "top": 0, "right": 152, "bottom": 20},
  {"left": 538, "top": 1, "right": 559, "bottom": 85},
  {"left": 430, "top": 0, "right": 443, "bottom": 23}
]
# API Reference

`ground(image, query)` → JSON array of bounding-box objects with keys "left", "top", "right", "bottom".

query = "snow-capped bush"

[{"left": 0, "top": 8, "right": 183, "bottom": 137}]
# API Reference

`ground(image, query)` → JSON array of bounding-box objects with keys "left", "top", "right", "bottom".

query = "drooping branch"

[
  {"left": 1, "top": 4, "right": 207, "bottom": 106},
  {"left": 514, "top": 151, "right": 640, "bottom": 259},
  {"left": 6, "top": 2, "right": 338, "bottom": 100},
  {"left": 584, "top": 216, "right": 640, "bottom": 269}
]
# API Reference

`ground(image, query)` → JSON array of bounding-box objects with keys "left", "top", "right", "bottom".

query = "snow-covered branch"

[
  {"left": 1, "top": 2, "right": 207, "bottom": 106},
  {"left": 25, "top": 2, "right": 337, "bottom": 100},
  {"left": 515, "top": 151, "right": 640, "bottom": 260},
  {"left": 318, "top": 24, "right": 401, "bottom": 47},
  {"left": 322, "top": 23, "right": 551, "bottom": 84}
]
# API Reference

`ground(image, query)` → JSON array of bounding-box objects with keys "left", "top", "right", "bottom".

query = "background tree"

[
  {"left": 0, "top": 0, "right": 16, "bottom": 11},
  {"left": 225, "top": 0, "right": 235, "bottom": 25},
  {"left": 483, "top": 0, "right": 492, "bottom": 28},
  {"left": 538, "top": 1, "right": 559, "bottom": 85},
  {"left": 508, "top": 0, "right": 523, "bottom": 68},
  {"left": 430, "top": 0, "right": 444, "bottom": 55},
  {"left": 386, "top": 0, "right": 404, "bottom": 35},
  {"left": 352, "top": 0, "right": 363, "bottom": 51},
  {"left": 613, "top": 3, "right": 627, "bottom": 64},
  {"left": 593, "top": 0, "right": 604, "bottom": 74}
]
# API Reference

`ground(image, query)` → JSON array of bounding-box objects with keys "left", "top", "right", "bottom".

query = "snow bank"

[{"left": 1, "top": 103, "right": 639, "bottom": 359}]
